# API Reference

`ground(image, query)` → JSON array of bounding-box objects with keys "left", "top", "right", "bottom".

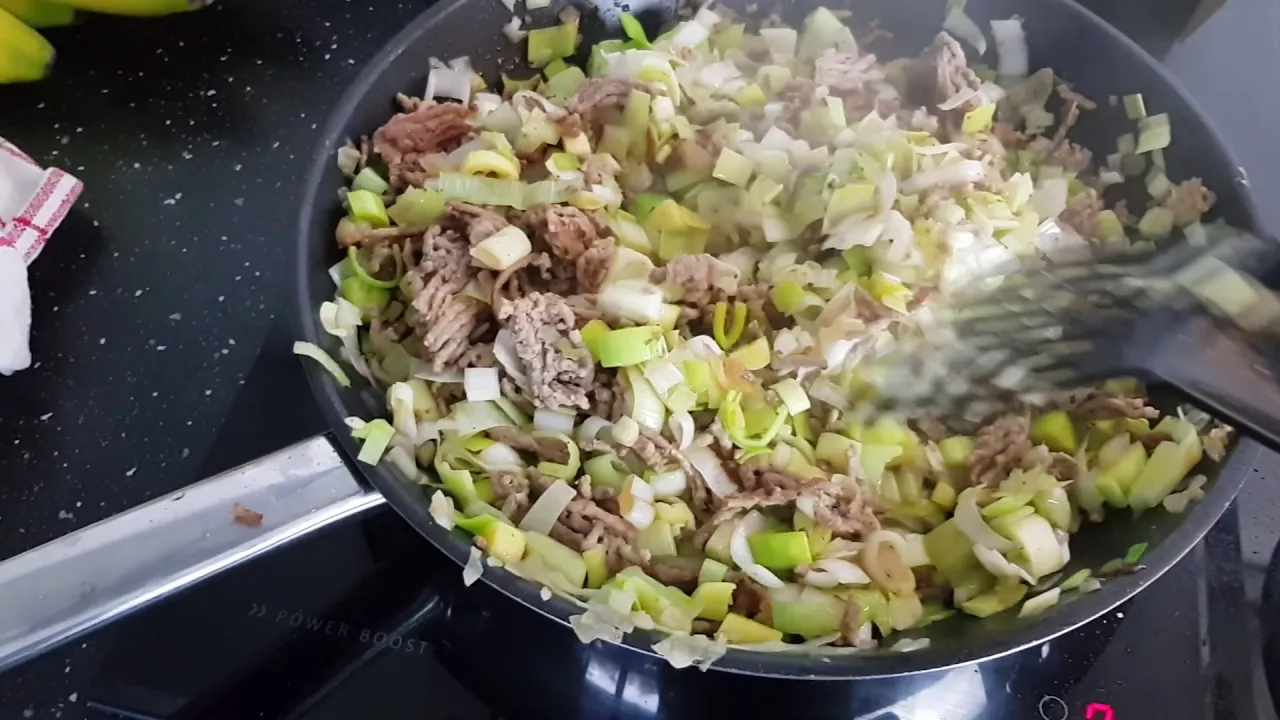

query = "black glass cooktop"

[{"left": 80, "top": 0, "right": 1280, "bottom": 716}]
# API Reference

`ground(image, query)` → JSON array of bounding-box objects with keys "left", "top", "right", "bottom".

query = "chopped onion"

[
  {"left": 890, "top": 638, "right": 932, "bottom": 652},
  {"left": 597, "top": 280, "right": 666, "bottom": 324},
  {"left": 973, "top": 543, "right": 1036, "bottom": 584},
  {"left": 319, "top": 298, "right": 362, "bottom": 338},
  {"left": 463, "top": 547, "right": 485, "bottom": 587},
  {"left": 518, "top": 479, "right": 578, "bottom": 534},
  {"left": 649, "top": 469, "right": 688, "bottom": 498},
  {"left": 386, "top": 445, "right": 420, "bottom": 481},
  {"left": 471, "top": 226, "right": 533, "bottom": 271},
  {"left": 477, "top": 442, "right": 524, "bottom": 470},
  {"left": 730, "top": 512, "right": 785, "bottom": 588},
  {"left": 653, "top": 633, "right": 727, "bottom": 670},
  {"left": 387, "top": 382, "right": 418, "bottom": 442},
  {"left": 667, "top": 411, "right": 695, "bottom": 450},
  {"left": 534, "top": 407, "right": 577, "bottom": 435},
  {"left": 819, "top": 538, "right": 863, "bottom": 560},
  {"left": 668, "top": 20, "right": 711, "bottom": 49},
  {"left": 896, "top": 532, "right": 931, "bottom": 567},
  {"left": 1078, "top": 578, "right": 1103, "bottom": 594},
  {"left": 425, "top": 67, "right": 472, "bottom": 104},
  {"left": 293, "top": 341, "right": 351, "bottom": 388},
  {"left": 355, "top": 419, "right": 396, "bottom": 465},
  {"left": 624, "top": 367, "right": 667, "bottom": 432},
  {"left": 643, "top": 359, "right": 684, "bottom": 396},
  {"left": 955, "top": 488, "right": 1013, "bottom": 551},
  {"left": 943, "top": 5, "right": 988, "bottom": 56},
  {"left": 336, "top": 143, "right": 361, "bottom": 176},
  {"left": 576, "top": 416, "right": 614, "bottom": 449},
  {"left": 696, "top": 61, "right": 742, "bottom": 90},
  {"left": 620, "top": 475, "right": 656, "bottom": 529},
  {"left": 612, "top": 416, "right": 640, "bottom": 447},
  {"left": 693, "top": 7, "right": 720, "bottom": 28},
  {"left": 801, "top": 558, "right": 872, "bottom": 588},
  {"left": 685, "top": 444, "right": 739, "bottom": 498},
  {"left": 502, "top": 15, "right": 527, "bottom": 43},
  {"left": 411, "top": 363, "right": 465, "bottom": 383},
  {"left": 1031, "top": 178, "right": 1070, "bottom": 219},
  {"left": 990, "top": 18, "right": 1028, "bottom": 77},
  {"left": 1019, "top": 587, "right": 1061, "bottom": 617},
  {"left": 758, "top": 27, "right": 797, "bottom": 61},
  {"left": 429, "top": 491, "right": 457, "bottom": 529},
  {"left": 448, "top": 401, "right": 515, "bottom": 436},
  {"left": 862, "top": 530, "right": 916, "bottom": 593}
]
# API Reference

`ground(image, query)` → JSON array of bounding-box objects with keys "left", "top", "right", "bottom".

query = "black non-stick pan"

[{"left": 0, "top": 0, "right": 1263, "bottom": 692}]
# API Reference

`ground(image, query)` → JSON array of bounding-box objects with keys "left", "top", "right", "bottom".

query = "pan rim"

[{"left": 294, "top": 0, "right": 1263, "bottom": 679}]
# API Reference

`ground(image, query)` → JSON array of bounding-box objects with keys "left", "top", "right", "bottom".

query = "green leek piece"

[
  {"left": 347, "top": 189, "right": 389, "bottom": 228},
  {"left": 736, "top": 82, "right": 767, "bottom": 109},
  {"left": 711, "top": 23, "right": 745, "bottom": 53},
  {"left": 614, "top": 566, "right": 701, "bottom": 632},
  {"left": 1100, "top": 442, "right": 1148, "bottom": 502},
  {"left": 340, "top": 276, "right": 389, "bottom": 315},
  {"left": 719, "top": 612, "right": 783, "bottom": 644},
  {"left": 1095, "top": 209, "right": 1125, "bottom": 241},
  {"left": 924, "top": 520, "right": 981, "bottom": 586},
  {"left": 1125, "top": 542, "right": 1149, "bottom": 565},
  {"left": 870, "top": 272, "right": 912, "bottom": 314},
  {"left": 712, "top": 300, "right": 748, "bottom": 350},
  {"left": 756, "top": 64, "right": 792, "bottom": 94},
  {"left": 981, "top": 494, "right": 1027, "bottom": 519},
  {"left": 718, "top": 391, "right": 788, "bottom": 450},
  {"left": 960, "top": 579, "right": 1028, "bottom": 618},
  {"left": 636, "top": 518, "right": 678, "bottom": 557},
  {"left": 630, "top": 193, "right": 667, "bottom": 223},
  {"left": 454, "top": 512, "right": 499, "bottom": 537},
  {"left": 859, "top": 443, "right": 903, "bottom": 487},
  {"left": 825, "top": 183, "right": 876, "bottom": 228},
  {"left": 704, "top": 521, "right": 737, "bottom": 565},
  {"left": 938, "top": 435, "right": 975, "bottom": 467},
  {"left": 1059, "top": 568, "right": 1092, "bottom": 592},
  {"left": 665, "top": 385, "right": 697, "bottom": 413},
  {"left": 729, "top": 337, "right": 770, "bottom": 371},
  {"left": 1123, "top": 93, "right": 1147, "bottom": 119},
  {"left": 1033, "top": 486, "right": 1073, "bottom": 530},
  {"left": 648, "top": 198, "right": 710, "bottom": 233},
  {"left": 770, "top": 586, "right": 845, "bottom": 638},
  {"left": 543, "top": 58, "right": 570, "bottom": 79},
  {"left": 584, "top": 453, "right": 629, "bottom": 489},
  {"left": 657, "top": 229, "right": 708, "bottom": 261},
  {"left": 1128, "top": 441, "right": 1192, "bottom": 511},
  {"left": 1135, "top": 113, "right": 1171, "bottom": 154},
  {"left": 528, "top": 20, "right": 579, "bottom": 68},
  {"left": 844, "top": 587, "right": 893, "bottom": 636},
  {"left": 961, "top": 103, "right": 996, "bottom": 134},
  {"left": 599, "top": 124, "right": 630, "bottom": 161},
  {"left": 583, "top": 546, "right": 609, "bottom": 588},
  {"left": 387, "top": 187, "right": 446, "bottom": 227},
  {"left": 437, "top": 456, "right": 480, "bottom": 507},
  {"left": 655, "top": 500, "right": 695, "bottom": 533},
  {"left": 1030, "top": 411, "right": 1078, "bottom": 453},
  {"left": 712, "top": 148, "right": 754, "bottom": 186},
  {"left": 931, "top": 480, "right": 957, "bottom": 510},
  {"left": 596, "top": 325, "right": 666, "bottom": 368},
  {"left": 682, "top": 359, "right": 723, "bottom": 409},
  {"left": 797, "top": 6, "right": 854, "bottom": 62},
  {"left": 792, "top": 411, "right": 816, "bottom": 442},
  {"left": 692, "top": 581, "right": 735, "bottom": 621},
  {"left": 502, "top": 73, "right": 539, "bottom": 94},
  {"left": 624, "top": 89, "right": 651, "bottom": 160},
  {"left": 473, "top": 478, "right": 497, "bottom": 505},
  {"left": 897, "top": 470, "right": 925, "bottom": 504},
  {"left": 698, "top": 557, "right": 729, "bottom": 586},
  {"left": 543, "top": 65, "right": 586, "bottom": 101},
  {"left": 532, "top": 431, "right": 580, "bottom": 480},
  {"left": 352, "top": 167, "right": 389, "bottom": 195},
  {"left": 347, "top": 245, "right": 402, "bottom": 289},
  {"left": 665, "top": 168, "right": 704, "bottom": 194},
  {"left": 746, "top": 531, "right": 812, "bottom": 571},
  {"left": 619, "top": 12, "right": 651, "bottom": 48},
  {"left": 523, "top": 532, "right": 588, "bottom": 588},
  {"left": 1138, "top": 206, "right": 1175, "bottom": 239},
  {"left": 579, "top": 318, "right": 611, "bottom": 359},
  {"left": 480, "top": 521, "right": 527, "bottom": 564},
  {"left": 770, "top": 279, "right": 806, "bottom": 314},
  {"left": 842, "top": 247, "right": 873, "bottom": 278}
]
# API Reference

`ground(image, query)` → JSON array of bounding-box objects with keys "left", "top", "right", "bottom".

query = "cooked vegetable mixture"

[{"left": 303, "top": 2, "right": 1232, "bottom": 668}]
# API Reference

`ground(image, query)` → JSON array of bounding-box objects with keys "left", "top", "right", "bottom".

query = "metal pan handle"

[{"left": 0, "top": 434, "right": 385, "bottom": 675}]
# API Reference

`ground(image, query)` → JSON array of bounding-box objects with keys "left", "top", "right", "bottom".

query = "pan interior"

[{"left": 294, "top": 0, "right": 1259, "bottom": 678}]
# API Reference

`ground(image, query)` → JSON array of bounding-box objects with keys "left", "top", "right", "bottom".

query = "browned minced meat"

[
  {"left": 569, "top": 78, "right": 652, "bottom": 127},
  {"left": 811, "top": 482, "right": 880, "bottom": 539},
  {"left": 736, "top": 456, "right": 806, "bottom": 493},
  {"left": 405, "top": 227, "right": 488, "bottom": 372},
  {"left": 967, "top": 413, "right": 1032, "bottom": 487},
  {"left": 906, "top": 32, "right": 981, "bottom": 112},
  {"left": 233, "top": 503, "right": 264, "bottom": 528},
  {"left": 627, "top": 426, "right": 691, "bottom": 473},
  {"left": 840, "top": 598, "right": 863, "bottom": 644},
  {"left": 651, "top": 253, "right": 734, "bottom": 307},
  {"left": 644, "top": 557, "right": 702, "bottom": 593},
  {"left": 439, "top": 202, "right": 509, "bottom": 246},
  {"left": 1047, "top": 452, "right": 1078, "bottom": 482},
  {"left": 522, "top": 205, "right": 615, "bottom": 294},
  {"left": 726, "top": 572, "right": 771, "bottom": 620},
  {"left": 496, "top": 293, "right": 595, "bottom": 410},
  {"left": 1070, "top": 393, "right": 1159, "bottom": 422},
  {"left": 814, "top": 50, "right": 885, "bottom": 92},
  {"left": 372, "top": 101, "right": 472, "bottom": 189},
  {"left": 582, "top": 153, "right": 622, "bottom": 185},
  {"left": 487, "top": 426, "right": 572, "bottom": 464},
  {"left": 492, "top": 470, "right": 532, "bottom": 522},
  {"left": 1163, "top": 178, "right": 1216, "bottom": 226}
]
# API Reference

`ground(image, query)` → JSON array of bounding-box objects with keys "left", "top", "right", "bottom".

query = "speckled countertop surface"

[
  {"left": 0, "top": 1, "right": 430, "bottom": 716},
  {"left": 0, "top": 0, "right": 1279, "bottom": 717}
]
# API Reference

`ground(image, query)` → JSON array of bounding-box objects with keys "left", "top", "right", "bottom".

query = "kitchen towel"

[{"left": 0, "top": 138, "right": 83, "bottom": 375}]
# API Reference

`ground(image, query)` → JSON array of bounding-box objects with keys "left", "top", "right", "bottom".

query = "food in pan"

[{"left": 298, "top": 3, "right": 1231, "bottom": 666}]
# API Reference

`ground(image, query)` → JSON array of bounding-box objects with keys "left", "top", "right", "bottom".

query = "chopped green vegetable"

[
  {"left": 1124, "top": 542, "right": 1149, "bottom": 565},
  {"left": 1135, "top": 113, "right": 1171, "bottom": 153},
  {"left": 387, "top": 187, "right": 445, "bottom": 227},
  {"left": 712, "top": 300, "right": 748, "bottom": 350},
  {"left": 747, "top": 531, "right": 813, "bottom": 571},
  {"left": 583, "top": 546, "right": 610, "bottom": 588},
  {"left": 692, "top": 581, "right": 735, "bottom": 621},
  {"left": 1123, "top": 93, "right": 1147, "bottom": 120},
  {"left": 528, "top": 20, "right": 579, "bottom": 68},
  {"left": 719, "top": 612, "right": 783, "bottom": 644},
  {"left": 352, "top": 167, "right": 389, "bottom": 195},
  {"left": 619, "top": 12, "right": 651, "bottom": 48},
  {"left": 524, "top": 532, "right": 588, "bottom": 588},
  {"left": 1059, "top": 568, "right": 1092, "bottom": 592},
  {"left": 596, "top": 325, "right": 667, "bottom": 367},
  {"left": 960, "top": 579, "right": 1028, "bottom": 618},
  {"left": 1030, "top": 411, "right": 1078, "bottom": 453},
  {"left": 347, "top": 189, "right": 389, "bottom": 228},
  {"left": 712, "top": 148, "right": 754, "bottom": 186},
  {"left": 293, "top": 341, "right": 351, "bottom": 388}
]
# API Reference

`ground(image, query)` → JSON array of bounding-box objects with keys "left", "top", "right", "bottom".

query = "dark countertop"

[{"left": 0, "top": 0, "right": 1277, "bottom": 717}]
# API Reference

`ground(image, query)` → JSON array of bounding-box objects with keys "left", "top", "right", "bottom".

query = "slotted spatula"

[{"left": 866, "top": 230, "right": 1280, "bottom": 452}]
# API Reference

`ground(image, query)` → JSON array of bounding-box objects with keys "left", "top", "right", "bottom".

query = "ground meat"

[
  {"left": 1047, "top": 452, "right": 1078, "bottom": 482},
  {"left": 628, "top": 427, "right": 694, "bottom": 477},
  {"left": 967, "top": 413, "right": 1032, "bottom": 487},
  {"left": 1041, "top": 138, "right": 1092, "bottom": 175},
  {"left": 1070, "top": 394, "right": 1159, "bottom": 422},
  {"left": 736, "top": 456, "right": 807, "bottom": 494},
  {"left": 569, "top": 78, "right": 651, "bottom": 127},
  {"left": 588, "top": 370, "right": 617, "bottom": 421},
  {"left": 232, "top": 503, "right": 263, "bottom": 528},
  {"left": 486, "top": 426, "right": 572, "bottom": 464},
  {"left": 644, "top": 557, "right": 702, "bottom": 593},
  {"left": 491, "top": 471, "right": 531, "bottom": 522},
  {"left": 1163, "top": 178, "right": 1216, "bottom": 226},
  {"left": 496, "top": 293, "right": 595, "bottom": 410},
  {"left": 604, "top": 536, "right": 650, "bottom": 574},
  {"left": 814, "top": 50, "right": 884, "bottom": 92},
  {"left": 440, "top": 202, "right": 510, "bottom": 246},
  {"left": 907, "top": 32, "right": 981, "bottom": 109},
  {"left": 727, "top": 572, "right": 771, "bottom": 620},
  {"left": 810, "top": 482, "right": 880, "bottom": 539},
  {"left": 405, "top": 228, "right": 487, "bottom": 372},
  {"left": 372, "top": 101, "right": 472, "bottom": 189},
  {"left": 582, "top": 153, "right": 622, "bottom": 185},
  {"left": 1060, "top": 190, "right": 1104, "bottom": 238},
  {"left": 651, "top": 253, "right": 735, "bottom": 307},
  {"left": 840, "top": 598, "right": 863, "bottom": 645},
  {"left": 554, "top": 111, "right": 585, "bottom": 139},
  {"left": 526, "top": 205, "right": 598, "bottom": 260},
  {"left": 576, "top": 238, "right": 614, "bottom": 294}
]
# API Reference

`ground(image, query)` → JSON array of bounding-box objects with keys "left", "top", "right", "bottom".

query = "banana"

[
  {"left": 0, "top": 7, "right": 53, "bottom": 83},
  {"left": 39, "top": 0, "right": 210, "bottom": 16},
  {"left": 0, "top": 0, "right": 76, "bottom": 28}
]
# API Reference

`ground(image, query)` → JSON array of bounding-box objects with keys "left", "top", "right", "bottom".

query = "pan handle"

[{"left": 0, "top": 434, "right": 384, "bottom": 675}]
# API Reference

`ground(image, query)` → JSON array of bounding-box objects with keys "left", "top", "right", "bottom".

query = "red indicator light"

[{"left": 1085, "top": 703, "right": 1114, "bottom": 720}]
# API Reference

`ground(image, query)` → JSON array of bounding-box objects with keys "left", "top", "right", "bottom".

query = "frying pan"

[{"left": 0, "top": 0, "right": 1264, "bottom": 688}]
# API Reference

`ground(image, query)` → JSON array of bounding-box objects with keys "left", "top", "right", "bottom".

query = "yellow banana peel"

[
  {"left": 0, "top": 6, "right": 54, "bottom": 83},
  {"left": 0, "top": 0, "right": 75, "bottom": 28},
  {"left": 39, "top": 0, "right": 211, "bottom": 17}
]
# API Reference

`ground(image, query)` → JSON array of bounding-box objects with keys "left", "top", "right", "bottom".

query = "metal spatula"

[{"left": 866, "top": 230, "right": 1280, "bottom": 452}]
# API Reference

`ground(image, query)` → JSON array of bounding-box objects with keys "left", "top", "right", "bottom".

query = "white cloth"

[{"left": 0, "top": 138, "right": 82, "bottom": 375}]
